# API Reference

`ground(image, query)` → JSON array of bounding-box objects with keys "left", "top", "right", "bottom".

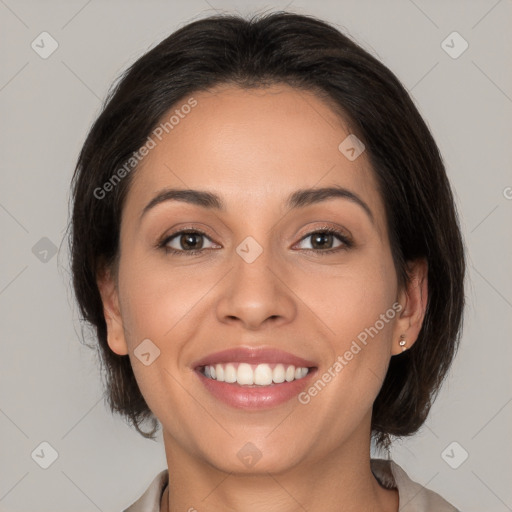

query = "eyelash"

[{"left": 157, "top": 226, "right": 353, "bottom": 257}]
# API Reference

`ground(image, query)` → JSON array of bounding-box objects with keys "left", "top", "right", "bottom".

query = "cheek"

[
  {"left": 296, "top": 247, "right": 398, "bottom": 346},
  {"left": 295, "top": 248, "right": 398, "bottom": 416},
  {"left": 118, "top": 252, "right": 209, "bottom": 342},
  {"left": 115, "top": 253, "right": 223, "bottom": 402},
  {"left": 116, "top": 257, "right": 206, "bottom": 439}
]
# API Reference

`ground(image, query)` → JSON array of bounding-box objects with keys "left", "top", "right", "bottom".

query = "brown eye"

[
  {"left": 159, "top": 230, "right": 217, "bottom": 255},
  {"left": 309, "top": 232, "right": 336, "bottom": 250},
  {"left": 177, "top": 232, "right": 205, "bottom": 250},
  {"left": 294, "top": 228, "right": 353, "bottom": 255}
]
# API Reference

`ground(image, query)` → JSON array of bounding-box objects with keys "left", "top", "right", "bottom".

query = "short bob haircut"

[{"left": 69, "top": 11, "right": 465, "bottom": 449}]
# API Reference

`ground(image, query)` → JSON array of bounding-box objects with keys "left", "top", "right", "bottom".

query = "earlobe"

[
  {"left": 96, "top": 266, "right": 129, "bottom": 356},
  {"left": 392, "top": 258, "right": 428, "bottom": 355},
  {"left": 103, "top": 305, "right": 129, "bottom": 356}
]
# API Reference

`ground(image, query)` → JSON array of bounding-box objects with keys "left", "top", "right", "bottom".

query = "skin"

[{"left": 97, "top": 84, "right": 428, "bottom": 512}]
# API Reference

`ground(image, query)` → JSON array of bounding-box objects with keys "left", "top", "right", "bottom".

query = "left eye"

[{"left": 295, "top": 230, "right": 348, "bottom": 251}]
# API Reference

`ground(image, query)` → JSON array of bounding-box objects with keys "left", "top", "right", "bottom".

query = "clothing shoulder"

[
  {"left": 371, "top": 458, "right": 460, "bottom": 512},
  {"left": 122, "top": 469, "right": 168, "bottom": 512}
]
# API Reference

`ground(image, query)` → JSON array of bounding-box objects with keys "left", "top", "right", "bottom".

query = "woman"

[{"left": 69, "top": 11, "right": 465, "bottom": 512}]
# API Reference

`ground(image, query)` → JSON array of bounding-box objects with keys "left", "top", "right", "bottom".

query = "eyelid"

[
  {"left": 295, "top": 223, "right": 353, "bottom": 242},
  {"left": 157, "top": 222, "right": 216, "bottom": 242}
]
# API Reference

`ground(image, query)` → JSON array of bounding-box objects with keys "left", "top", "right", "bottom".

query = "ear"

[
  {"left": 391, "top": 258, "right": 428, "bottom": 355},
  {"left": 96, "top": 264, "right": 129, "bottom": 356}
]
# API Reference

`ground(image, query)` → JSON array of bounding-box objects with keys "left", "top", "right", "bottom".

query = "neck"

[{"left": 160, "top": 427, "right": 398, "bottom": 512}]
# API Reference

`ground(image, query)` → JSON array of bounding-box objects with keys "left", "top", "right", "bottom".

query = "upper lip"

[{"left": 191, "top": 346, "right": 317, "bottom": 369}]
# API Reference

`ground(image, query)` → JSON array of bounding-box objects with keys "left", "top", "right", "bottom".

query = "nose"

[{"left": 215, "top": 246, "right": 297, "bottom": 331}]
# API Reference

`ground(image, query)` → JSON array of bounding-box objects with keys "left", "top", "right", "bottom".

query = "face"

[{"left": 99, "top": 84, "right": 424, "bottom": 474}]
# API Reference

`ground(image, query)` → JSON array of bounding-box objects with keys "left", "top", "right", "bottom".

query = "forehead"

[{"left": 124, "top": 84, "right": 386, "bottom": 234}]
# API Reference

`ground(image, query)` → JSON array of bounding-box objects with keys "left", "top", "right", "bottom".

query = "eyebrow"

[{"left": 140, "top": 185, "right": 374, "bottom": 224}]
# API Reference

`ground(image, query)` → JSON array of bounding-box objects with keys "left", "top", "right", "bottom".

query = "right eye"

[{"left": 158, "top": 230, "right": 219, "bottom": 255}]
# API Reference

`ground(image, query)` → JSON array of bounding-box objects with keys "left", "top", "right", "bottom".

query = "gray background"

[{"left": 1, "top": 0, "right": 511, "bottom": 510}]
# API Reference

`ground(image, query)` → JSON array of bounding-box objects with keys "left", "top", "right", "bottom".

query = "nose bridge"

[{"left": 215, "top": 234, "right": 296, "bottom": 329}]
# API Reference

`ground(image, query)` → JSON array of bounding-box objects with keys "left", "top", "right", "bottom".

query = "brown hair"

[{"left": 68, "top": 11, "right": 466, "bottom": 449}]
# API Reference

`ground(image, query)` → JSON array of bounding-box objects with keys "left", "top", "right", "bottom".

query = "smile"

[
  {"left": 192, "top": 347, "right": 318, "bottom": 409},
  {"left": 201, "top": 362, "right": 310, "bottom": 386}
]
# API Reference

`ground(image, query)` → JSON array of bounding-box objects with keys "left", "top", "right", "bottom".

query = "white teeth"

[
  {"left": 215, "top": 364, "right": 224, "bottom": 382},
  {"left": 203, "top": 362, "right": 310, "bottom": 386},
  {"left": 237, "top": 363, "right": 254, "bottom": 385},
  {"left": 224, "top": 363, "right": 237, "bottom": 383},
  {"left": 285, "top": 365, "right": 295, "bottom": 382},
  {"left": 254, "top": 364, "right": 273, "bottom": 385},
  {"left": 272, "top": 364, "right": 285, "bottom": 383}
]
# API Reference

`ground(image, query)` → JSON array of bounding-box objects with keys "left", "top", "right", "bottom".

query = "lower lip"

[{"left": 196, "top": 369, "right": 317, "bottom": 409}]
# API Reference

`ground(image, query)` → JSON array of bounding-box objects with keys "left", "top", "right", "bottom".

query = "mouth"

[
  {"left": 192, "top": 347, "right": 318, "bottom": 409},
  {"left": 199, "top": 362, "right": 312, "bottom": 385}
]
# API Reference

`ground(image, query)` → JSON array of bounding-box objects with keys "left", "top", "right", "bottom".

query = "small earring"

[{"left": 399, "top": 335, "right": 407, "bottom": 352}]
